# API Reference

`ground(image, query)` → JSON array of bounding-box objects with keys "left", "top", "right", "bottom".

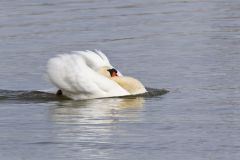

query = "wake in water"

[
  {"left": 0, "top": 88, "right": 168, "bottom": 102},
  {"left": 0, "top": 50, "right": 169, "bottom": 102}
]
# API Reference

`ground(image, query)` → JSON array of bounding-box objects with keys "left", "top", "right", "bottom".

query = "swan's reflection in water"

[
  {"left": 52, "top": 97, "right": 144, "bottom": 124},
  {"left": 49, "top": 97, "right": 145, "bottom": 159}
]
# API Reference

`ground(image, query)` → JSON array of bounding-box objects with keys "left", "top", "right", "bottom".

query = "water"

[{"left": 1, "top": 0, "right": 240, "bottom": 159}]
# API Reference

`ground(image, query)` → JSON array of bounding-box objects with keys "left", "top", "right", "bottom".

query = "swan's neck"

[
  {"left": 97, "top": 66, "right": 146, "bottom": 95},
  {"left": 111, "top": 76, "right": 146, "bottom": 95}
]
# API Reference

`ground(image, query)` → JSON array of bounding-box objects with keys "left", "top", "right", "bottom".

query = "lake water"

[{"left": 1, "top": 0, "right": 240, "bottom": 159}]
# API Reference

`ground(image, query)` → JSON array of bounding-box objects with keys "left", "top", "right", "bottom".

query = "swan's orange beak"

[
  {"left": 112, "top": 71, "right": 118, "bottom": 77},
  {"left": 108, "top": 68, "right": 118, "bottom": 77}
]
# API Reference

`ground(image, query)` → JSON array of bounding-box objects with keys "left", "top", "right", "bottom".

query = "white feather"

[{"left": 47, "top": 50, "right": 129, "bottom": 100}]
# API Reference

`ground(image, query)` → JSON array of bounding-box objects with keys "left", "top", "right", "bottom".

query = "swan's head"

[
  {"left": 98, "top": 66, "right": 119, "bottom": 78},
  {"left": 107, "top": 68, "right": 118, "bottom": 77}
]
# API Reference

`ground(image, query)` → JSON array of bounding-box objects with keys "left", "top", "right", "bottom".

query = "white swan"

[{"left": 47, "top": 50, "right": 147, "bottom": 100}]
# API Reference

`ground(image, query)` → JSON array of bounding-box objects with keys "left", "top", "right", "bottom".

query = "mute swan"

[{"left": 47, "top": 50, "right": 147, "bottom": 100}]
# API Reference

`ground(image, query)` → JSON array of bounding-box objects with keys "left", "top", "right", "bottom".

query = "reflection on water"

[
  {"left": 49, "top": 97, "right": 144, "bottom": 159},
  {"left": 51, "top": 97, "right": 144, "bottom": 124}
]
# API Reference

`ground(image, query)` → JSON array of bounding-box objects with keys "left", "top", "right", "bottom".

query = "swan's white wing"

[
  {"left": 47, "top": 53, "right": 129, "bottom": 100},
  {"left": 94, "top": 50, "right": 123, "bottom": 76},
  {"left": 72, "top": 50, "right": 123, "bottom": 76},
  {"left": 71, "top": 50, "right": 111, "bottom": 70},
  {"left": 94, "top": 50, "right": 111, "bottom": 66}
]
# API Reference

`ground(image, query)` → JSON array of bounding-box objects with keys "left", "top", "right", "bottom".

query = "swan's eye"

[{"left": 107, "top": 68, "right": 118, "bottom": 77}]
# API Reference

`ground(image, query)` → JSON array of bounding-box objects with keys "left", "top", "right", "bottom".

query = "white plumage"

[{"left": 47, "top": 50, "right": 146, "bottom": 100}]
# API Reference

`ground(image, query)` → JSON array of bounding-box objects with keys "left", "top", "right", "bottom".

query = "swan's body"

[{"left": 47, "top": 50, "right": 147, "bottom": 100}]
